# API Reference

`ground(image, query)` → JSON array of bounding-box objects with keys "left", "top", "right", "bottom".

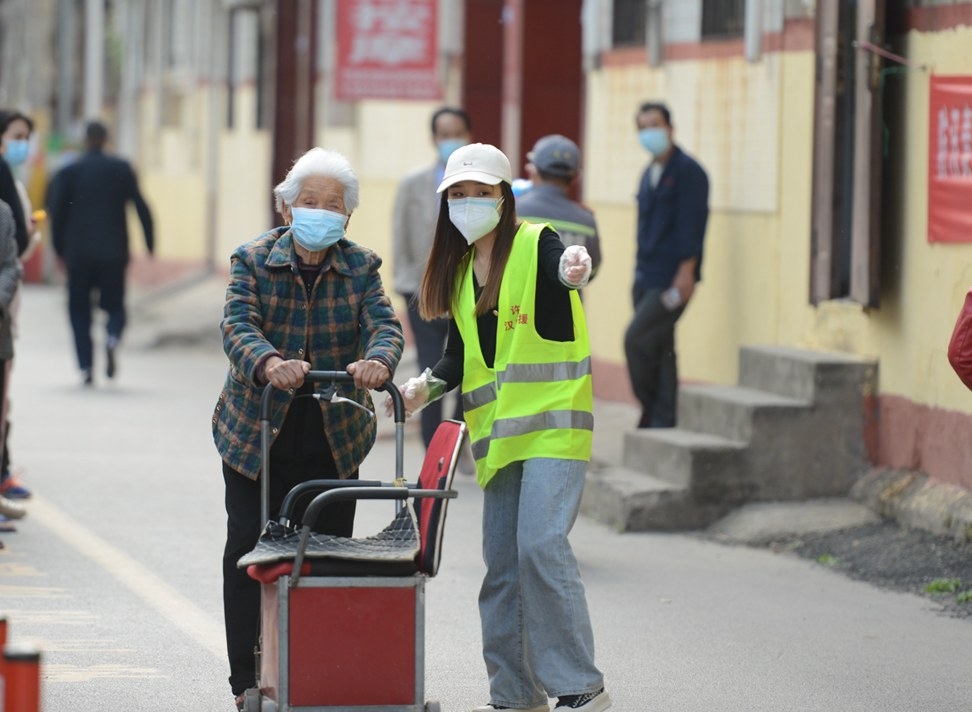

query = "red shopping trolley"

[{"left": 236, "top": 371, "right": 464, "bottom": 712}]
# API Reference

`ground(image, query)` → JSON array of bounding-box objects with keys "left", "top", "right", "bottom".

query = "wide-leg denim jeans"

[{"left": 479, "top": 458, "right": 604, "bottom": 707}]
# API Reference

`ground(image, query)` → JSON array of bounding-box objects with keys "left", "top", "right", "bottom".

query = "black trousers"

[
  {"left": 67, "top": 259, "right": 127, "bottom": 372},
  {"left": 222, "top": 446, "right": 357, "bottom": 695},
  {"left": 623, "top": 285, "right": 686, "bottom": 428},
  {"left": 403, "top": 294, "right": 462, "bottom": 448}
]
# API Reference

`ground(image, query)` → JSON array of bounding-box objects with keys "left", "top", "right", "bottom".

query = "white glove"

[
  {"left": 384, "top": 368, "right": 447, "bottom": 418},
  {"left": 558, "top": 244, "right": 592, "bottom": 288}
]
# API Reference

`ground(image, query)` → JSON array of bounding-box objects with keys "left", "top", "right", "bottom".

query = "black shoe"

[
  {"left": 106, "top": 340, "right": 118, "bottom": 379},
  {"left": 555, "top": 688, "right": 611, "bottom": 711},
  {"left": 82, "top": 369, "right": 94, "bottom": 386}
]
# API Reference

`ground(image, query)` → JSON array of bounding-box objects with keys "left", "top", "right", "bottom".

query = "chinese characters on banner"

[
  {"left": 928, "top": 75, "right": 972, "bottom": 243},
  {"left": 335, "top": 0, "right": 441, "bottom": 101}
]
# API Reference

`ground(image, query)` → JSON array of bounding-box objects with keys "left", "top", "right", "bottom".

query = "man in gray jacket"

[
  {"left": 516, "top": 134, "right": 602, "bottom": 294},
  {"left": 391, "top": 107, "right": 472, "bottom": 449}
]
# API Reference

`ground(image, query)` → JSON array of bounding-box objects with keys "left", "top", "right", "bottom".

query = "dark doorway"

[
  {"left": 461, "top": 0, "right": 504, "bottom": 148},
  {"left": 810, "top": 0, "right": 885, "bottom": 307},
  {"left": 462, "top": 0, "right": 584, "bottom": 185},
  {"left": 518, "top": 0, "right": 584, "bottom": 179}
]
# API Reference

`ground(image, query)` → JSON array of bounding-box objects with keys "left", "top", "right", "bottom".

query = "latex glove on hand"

[
  {"left": 383, "top": 368, "right": 446, "bottom": 419},
  {"left": 558, "top": 244, "right": 592, "bottom": 288}
]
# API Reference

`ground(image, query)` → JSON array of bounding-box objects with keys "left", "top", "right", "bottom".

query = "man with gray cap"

[{"left": 516, "top": 134, "right": 601, "bottom": 289}]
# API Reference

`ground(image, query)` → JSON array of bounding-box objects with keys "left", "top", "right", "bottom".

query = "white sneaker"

[
  {"left": 0, "top": 495, "right": 26, "bottom": 519},
  {"left": 553, "top": 688, "right": 611, "bottom": 711},
  {"left": 470, "top": 704, "right": 549, "bottom": 712}
]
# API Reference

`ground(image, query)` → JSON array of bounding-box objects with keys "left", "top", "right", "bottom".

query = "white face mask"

[{"left": 448, "top": 196, "right": 503, "bottom": 244}]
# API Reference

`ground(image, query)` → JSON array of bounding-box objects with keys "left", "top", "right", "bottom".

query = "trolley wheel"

[{"left": 425, "top": 702, "right": 442, "bottom": 712}]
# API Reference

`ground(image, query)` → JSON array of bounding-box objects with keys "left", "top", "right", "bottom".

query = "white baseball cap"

[{"left": 436, "top": 143, "right": 513, "bottom": 193}]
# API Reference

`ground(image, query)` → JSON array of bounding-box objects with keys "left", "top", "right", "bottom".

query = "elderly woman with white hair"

[{"left": 212, "top": 147, "right": 403, "bottom": 708}]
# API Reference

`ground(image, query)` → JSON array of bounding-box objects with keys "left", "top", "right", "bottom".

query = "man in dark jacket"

[
  {"left": 624, "top": 102, "right": 709, "bottom": 428},
  {"left": 47, "top": 121, "right": 154, "bottom": 385}
]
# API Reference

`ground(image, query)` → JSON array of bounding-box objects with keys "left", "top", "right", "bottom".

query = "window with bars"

[
  {"left": 701, "top": 0, "right": 745, "bottom": 39},
  {"left": 612, "top": 0, "right": 647, "bottom": 47}
]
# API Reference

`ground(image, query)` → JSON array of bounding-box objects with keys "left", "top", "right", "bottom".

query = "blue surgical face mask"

[
  {"left": 4, "top": 139, "right": 29, "bottom": 167},
  {"left": 448, "top": 196, "right": 503, "bottom": 244},
  {"left": 511, "top": 179, "right": 533, "bottom": 198},
  {"left": 638, "top": 127, "right": 670, "bottom": 157},
  {"left": 437, "top": 138, "right": 466, "bottom": 165},
  {"left": 289, "top": 207, "right": 347, "bottom": 252}
]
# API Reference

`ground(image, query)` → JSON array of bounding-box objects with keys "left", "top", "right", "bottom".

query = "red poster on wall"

[
  {"left": 335, "top": 0, "right": 441, "bottom": 101},
  {"left": 929, "top": 76, "right": 972, "bottom": 243}
]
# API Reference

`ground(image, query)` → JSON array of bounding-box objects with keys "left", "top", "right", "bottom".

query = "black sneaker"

[
  {"left": 106, "top": 339, "right": 118, "bottom": 378},
  {"left": 554, "top": 688, "right": 611, "bottom": 711},
  {"left": 82, "top": 369, "right": 94, "bottom": 386}
]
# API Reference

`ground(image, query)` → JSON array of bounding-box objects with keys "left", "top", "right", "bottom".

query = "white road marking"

[{"left": 28, "top": 495, "right": 226, "bottom": 660}]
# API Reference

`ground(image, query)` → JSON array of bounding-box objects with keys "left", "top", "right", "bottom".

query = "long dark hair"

[{"left": 418, "top": 182, "right": 518, "bottom": 320}]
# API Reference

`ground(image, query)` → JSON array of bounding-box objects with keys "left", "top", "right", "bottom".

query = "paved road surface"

[{"left": 3, "top": 283, "right": 971, "bottom": 711}]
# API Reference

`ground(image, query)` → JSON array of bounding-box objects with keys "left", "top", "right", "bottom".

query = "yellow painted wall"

[
  {"left": 320, "top": 100, "right": 443, "bottom": 313},
  {"left": 137, "top": 91, "right": 209, "bottom": 262},
  {"left": 583, "top": 53, "right": 792, "bottom": 386},
  {"left": 130, "top": 21, "right": 972, "bottom": 420},
  {"left": 213, "top": 88, "right": 273, "bottom": 265},
  {"left": 137, "top": 85, "right": 437, "bottom": 296},
  {"left": 583, "top": 24, "right": 972, "bottom": 416}
]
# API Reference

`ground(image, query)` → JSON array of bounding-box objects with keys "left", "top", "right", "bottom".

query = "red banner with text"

[
  {"left": 335, "top": 0, "right": 441, "bottom": 101},
  {"left": 929, "top": 75, "right": 972, "bottom": 243}
]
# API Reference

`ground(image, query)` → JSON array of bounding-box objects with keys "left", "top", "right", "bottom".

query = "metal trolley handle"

[{"left": 258, "top": 370, "right": 406, "bottom": 528}]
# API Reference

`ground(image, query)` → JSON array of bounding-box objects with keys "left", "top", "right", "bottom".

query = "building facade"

[{"left": 2, "top": 0, "right": 971, "bottom": 493}]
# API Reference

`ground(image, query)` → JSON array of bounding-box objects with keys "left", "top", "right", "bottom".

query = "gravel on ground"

[{"left": 715, "top": 521, "right": 972, "bottom": 619}]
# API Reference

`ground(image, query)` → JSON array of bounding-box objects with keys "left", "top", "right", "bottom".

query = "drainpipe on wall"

[
  {"left": 646, "top": 0, "right": 663, "bottom": 67},
  {"left": 83, "top": 0, "right": 105, "bottom": 119},
  {"left": 745, "top": 0, "right": 763, "bottom": 63},
  {"left": 116, "top": 0, "right": 142, "bottom": 161},
  {"left": 56, "top": 0, "right": 77, "bottom": 137},
  {"left": 581, "top": 0, "right": 610, "bottom": 72},
  {"left": 204, "top": 1, "right": 223, "bottom": 274},
  {"left": 500, "top": 0, "right": 523, "bottom": 168}
]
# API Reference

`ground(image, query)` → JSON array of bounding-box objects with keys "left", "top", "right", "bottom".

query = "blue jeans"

[{"left": 479, "top": 458, "right": 604, "bottom": 707}]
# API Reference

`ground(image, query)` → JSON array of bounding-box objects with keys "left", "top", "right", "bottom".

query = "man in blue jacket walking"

[
  {"left": 624, "top": 102, "right": 709, "bottom": 428},
  {"left": 48, "top": 121, "right": 154, "bottom": 385}
]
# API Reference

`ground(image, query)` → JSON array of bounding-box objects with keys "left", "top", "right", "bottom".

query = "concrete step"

[
  {"left": 678, "top": 383, "right": 810, "bottom": 442},
  {"left": 738, "top": 345, "right": 877, "bottom": 407},
  {"left": 582, "top": 466, "right": 732, "bottom": 532},
  {"left": 622, "top": 428, "right": 750, "bottom": 502}
]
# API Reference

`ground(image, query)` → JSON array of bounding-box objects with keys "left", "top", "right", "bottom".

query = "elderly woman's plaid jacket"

[{"left": 212, "top": 227, "right": 404, "bottom": 480}]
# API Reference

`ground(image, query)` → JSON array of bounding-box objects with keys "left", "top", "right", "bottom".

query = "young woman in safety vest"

[{"left": 393, "top": 143, "right": 612, "bottom": 712}]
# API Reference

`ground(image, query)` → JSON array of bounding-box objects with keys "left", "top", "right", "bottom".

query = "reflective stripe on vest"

[
  {"left": 461, "top": 356, "right": 593, "bottom": 412},
  {"left": 454, "top": 221, "right": 593, "bottom": 488}
]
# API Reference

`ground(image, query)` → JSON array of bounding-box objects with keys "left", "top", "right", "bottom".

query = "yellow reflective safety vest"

[{"left": 454, "top": 221, "right": 594, "bottom": 488}]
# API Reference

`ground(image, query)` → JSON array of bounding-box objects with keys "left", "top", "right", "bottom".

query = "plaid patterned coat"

[{"left": 212, "top": 227, "right": 404, "bottom": 480}]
